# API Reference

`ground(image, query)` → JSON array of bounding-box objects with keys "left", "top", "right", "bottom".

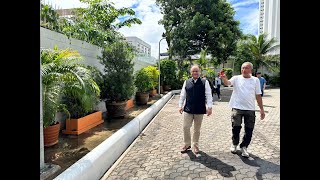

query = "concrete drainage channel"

[{"left": 54, "top": 90, "right": 181, "bottom": 180}]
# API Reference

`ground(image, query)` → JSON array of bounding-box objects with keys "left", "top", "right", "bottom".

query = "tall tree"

[
  {"left": 41, "top": 0, "right": 142, "bottom": 47},
  {"left": 156, "top": 0, "right": 241, "bottom": 65}
]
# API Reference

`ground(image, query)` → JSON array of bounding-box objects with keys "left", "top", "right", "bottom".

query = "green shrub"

[
  {"left": 144, "top": 66, "right": 160, "bottom": 90},
  {"left": 98, "top": 39, "right": 135, "bottom": 102},
  {"left": 269, "top": 73, "right": 280, "bottom": 87},
  {"left": 134, "top": 68, "right": 153, "bottom": 93},
  {"left": 160, "top": 59, "right": 177, "bottom": 86}
]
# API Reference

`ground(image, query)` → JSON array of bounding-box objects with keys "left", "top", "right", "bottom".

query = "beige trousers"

[{"left": 183, "top": 112, "right": 204, "bottom": 147}]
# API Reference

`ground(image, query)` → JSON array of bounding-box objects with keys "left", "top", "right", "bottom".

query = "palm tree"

[
  {"left": 41, "top": 46, "right": 100, "bottom": 127},
  {"left": 247, "top": 33, "right": 280, "bottom": 74}
]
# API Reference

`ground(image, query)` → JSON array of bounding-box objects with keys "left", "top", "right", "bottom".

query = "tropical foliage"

[
  {"left": 41, "top": 46, "right": 100, "bottom": 127},
  {"left": 247, "top": 33, "right": 280, "bottom": 74},
  {"left": 40, "top": 0, "right": 141, "bottom": 47}
]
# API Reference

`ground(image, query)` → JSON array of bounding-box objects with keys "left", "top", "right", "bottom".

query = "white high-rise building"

[
  {"left": 125, "top": 36, "right": 151, "bottom": 57},
  {"left": 259, "top": 0, "right": 280, "bottom": 50},
  {"left": 125, "top": 36, "right": 157, "bottom": 64}
]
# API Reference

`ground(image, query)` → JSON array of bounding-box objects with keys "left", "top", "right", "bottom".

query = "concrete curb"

[{"left": 54, "top": 91, "right": 176, "bottom": 180}]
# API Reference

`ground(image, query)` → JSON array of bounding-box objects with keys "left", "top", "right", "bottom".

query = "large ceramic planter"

[
  {"left": 43, "top": 122, "right": 60, "bottom": 147},
  {"left": 135, "top": 92, "right": 149, "bottom": 105},
  {"left": 62, "top": 111, "right": 104, "bottom": 135},
  {"left": 105, "top": 101, "right": 127, "bottom": 118},
  {"left": 163, "top": 85, "right": 171, "bottom": 91}
]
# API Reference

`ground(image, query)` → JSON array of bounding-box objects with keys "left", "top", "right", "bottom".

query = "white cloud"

[
  {"left": 111, "top": 0, "right": 168, "bottom": 58},
  {"left": 240, "top": 8, "right": 259, "bottom": 35},
  {"left": 230, "top": 0, "right": 259, "bottom": 8},
  {"left": 111, "top": 0, "right": 139, "bottom": 9}
]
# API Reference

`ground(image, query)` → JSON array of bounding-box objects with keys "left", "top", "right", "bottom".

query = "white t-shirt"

[{"left": 228, "top": 75, "right": 261, "bottom": 110}]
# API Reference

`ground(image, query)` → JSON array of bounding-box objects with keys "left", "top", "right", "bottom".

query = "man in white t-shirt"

[{"left": 220, "top": 62, "right": 265, "bottom": 158}]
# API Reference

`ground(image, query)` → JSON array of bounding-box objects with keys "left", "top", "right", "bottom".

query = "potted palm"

[
  {"left": 61, "top": 65, "right": 103, "bottom": 135},
  {"left": 41, "top": 47, "right": 75, "bottom": 146},
  {"left": 134, "top": 68, "right": 153, "bottom": 105},
  {"left": 98, "top": 37, "right": 135, "bottom": 118}
]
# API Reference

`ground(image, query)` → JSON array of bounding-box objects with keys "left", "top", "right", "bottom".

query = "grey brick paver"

[{"left": 104, "top": 88, "right": 280, "bottom": 180}]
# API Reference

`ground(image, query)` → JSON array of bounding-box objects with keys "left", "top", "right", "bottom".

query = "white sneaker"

[
  {"left": 241, "top": 147, "right": 250, "bottom": 158},
  {"left": 230, "top": 144, "right": 237, "bottom": 153}
]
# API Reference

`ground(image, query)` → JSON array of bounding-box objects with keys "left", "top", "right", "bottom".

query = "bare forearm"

[
  {"left": 221, "top": 77, "right": 230, "bottom": 86},
  {"left": 256, "top": 94, "right": 265, "bottom": 120},
  {"left": 256, "top": 95, "right": 264, "bottom": 110}
]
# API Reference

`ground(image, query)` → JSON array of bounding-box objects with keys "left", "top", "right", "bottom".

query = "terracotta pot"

[
  {"left": 126, "top": 98, "right": 134, "bottom": 110},
  {"left": 135, "top": 92, "right": 149, "bottom": 105},
  {"left": 62, "top": 111, "right": 104, "bottom": 135},
  {"left": 149, "top": 89, "right": 157, "bottom": 97},
  {"left": 105, "top": 101, "right": 127, "bottom": 118},
  {"left": 43, "top": 122, "right": 60, "bottom": 147}
]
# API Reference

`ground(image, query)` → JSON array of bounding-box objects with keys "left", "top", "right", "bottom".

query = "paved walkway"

[{"left": 103, "top": 88, "right": 280, "bottom": 180}]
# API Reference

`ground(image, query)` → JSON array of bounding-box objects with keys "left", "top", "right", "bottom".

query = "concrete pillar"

[{"left": 40, "top": 55, "right": 45, "bottom": 170}]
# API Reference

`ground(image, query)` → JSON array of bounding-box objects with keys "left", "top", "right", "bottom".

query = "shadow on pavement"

[
  {"left": 187, "top": 151, "right": 236, "bottom": 177},
  {"left": 236, "top": 153, "right": 280, "bottom": 180}
]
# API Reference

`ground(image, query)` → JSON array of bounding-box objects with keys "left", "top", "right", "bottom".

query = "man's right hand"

[
  {"left": 179, "top": 107, "right": 183, "bottom": 114},
  {"left": 220, "top": 73, "right": 226, "bottom": 79}
]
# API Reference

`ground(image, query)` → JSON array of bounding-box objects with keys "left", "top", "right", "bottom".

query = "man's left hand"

[
  {"left": 260, "top": 109, "right": 265, "bottom": 120},
  {"left": 207, "top": 108, "right": 212, "bottom": 116}
]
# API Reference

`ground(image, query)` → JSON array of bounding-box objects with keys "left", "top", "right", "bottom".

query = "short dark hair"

[{"left": 256, "top": 72, "right": 261, "bottom": 74}]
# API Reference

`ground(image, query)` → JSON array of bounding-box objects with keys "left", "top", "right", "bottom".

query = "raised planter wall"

[{"left": 54, "top": 91, "right": 176, "bottom": 180}]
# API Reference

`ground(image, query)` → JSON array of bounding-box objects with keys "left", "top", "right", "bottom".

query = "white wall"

[
  {"left": 40, "top": 27, "right": 157, "bottom": 128},
  {"left": 40, "top": 27, "right": 104, "bottom": 72},
  {"left": 40, "top": 27, "right": 156, "bottom": 73}
]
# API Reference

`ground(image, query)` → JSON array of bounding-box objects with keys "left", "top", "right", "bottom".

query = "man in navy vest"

[{"left": 178, "top": 65, "right": 213, "bottom": 154}]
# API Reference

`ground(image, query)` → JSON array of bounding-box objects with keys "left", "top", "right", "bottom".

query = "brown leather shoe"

[{"left": 180, "top": 145, "right": 191, "bottom": 153}]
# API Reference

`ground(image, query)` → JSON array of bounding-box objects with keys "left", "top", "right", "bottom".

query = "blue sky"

[{"left": 43, "top": 0, "right": 259, "bottom": 58}]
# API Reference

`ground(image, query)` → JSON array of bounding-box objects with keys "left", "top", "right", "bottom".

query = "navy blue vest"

[{"left": 183, "top": 78, "right": 206, "bottom": 114}]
